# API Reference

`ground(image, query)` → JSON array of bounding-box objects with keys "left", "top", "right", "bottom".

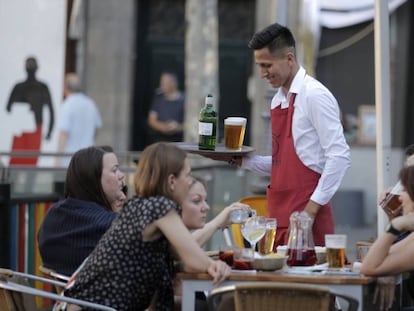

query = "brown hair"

[
  {"left": 135, "top": 142, "right": 187, "bottom": 198},
  {"left": 400, "top": 165, "right": 414, "bottom": 201},
  {"left": 65, "top": 146, "right": 114, "bottom": 210},
  {"left": 192, "top": 175, "right": 207, "bottom": 189}
]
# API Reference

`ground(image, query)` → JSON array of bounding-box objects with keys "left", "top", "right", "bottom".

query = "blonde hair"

[{"left": 135, "top": 142, "right": 187, "bottom": 198}]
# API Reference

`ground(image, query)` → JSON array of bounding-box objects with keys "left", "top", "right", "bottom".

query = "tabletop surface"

[{"left": 177, "top": 269, "right": 373, "bottom": 285}]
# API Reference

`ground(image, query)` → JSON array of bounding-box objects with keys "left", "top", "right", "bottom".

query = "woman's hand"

[
  {"left": 373, "top": 276, "right": 396, "bottom": 311},
  {"left": 214, "top": 202, "right": 251, "bottom": 229},
  {"left": 207, "top": 260, "right": 231, "bottom": 285}
]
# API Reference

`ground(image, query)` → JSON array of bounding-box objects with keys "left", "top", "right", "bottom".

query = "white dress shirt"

[{"left": 243, "top": 67, "right": 350, "bottom": 205}]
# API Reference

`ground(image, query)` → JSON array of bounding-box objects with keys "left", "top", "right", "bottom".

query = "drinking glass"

[
  {"left": 325, "top": 234, "right": 347, "bottom": 269},
  {"left": 241, "top": 216, "right": 266, "bottom": 259},
  {"left": 258, "top": 218, "right": 277, "bottom": 255}
]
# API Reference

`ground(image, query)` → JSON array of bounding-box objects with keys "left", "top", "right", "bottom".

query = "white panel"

[{"left": 0, "top": 0, "right": 66, "bottom": 167}]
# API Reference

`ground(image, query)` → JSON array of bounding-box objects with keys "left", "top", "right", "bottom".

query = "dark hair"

[
  {"left": 64, "top": 146, "right": 114, "bottom": 210},
  {"left": 248, "top": 22, "right": 296, "bottom": 55},
  {"left": 135, "top": 142, "right": 187, "bottom": 198},
  {"left": 399, "top": 165, "right": 414, "bottom": 201},
  {"left": 405, "top": 144, "right": 414, "bottom": 157}
]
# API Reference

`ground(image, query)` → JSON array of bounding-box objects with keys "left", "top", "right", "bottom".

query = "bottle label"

[{"left": 198, "top": 122, "right": 213, "bottom": 135}]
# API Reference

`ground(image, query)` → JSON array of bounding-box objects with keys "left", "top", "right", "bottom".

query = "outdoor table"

[{"left": 177, "top": 269, "right": 374, "bottom": 311}]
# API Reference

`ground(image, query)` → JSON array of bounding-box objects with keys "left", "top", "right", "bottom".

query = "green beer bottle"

[{"left": 198, "top": 94, "right": 217, "bottom": 150}]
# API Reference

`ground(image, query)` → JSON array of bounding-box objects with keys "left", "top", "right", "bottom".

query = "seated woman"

[
  {"left": 361, "top": 165, "right": 414, "bottom": 310},
  {"left": 182, "top": 176, "right": 249, "bottom": 246},
  {"left": 37, "top": 146, "right": 127, "bottom": 276},
  {"left": 63, "top": 142, "right": 231, "bottom": 310},
  {"left": 173, "top": 176, "right": 248, "bottom": 310}
]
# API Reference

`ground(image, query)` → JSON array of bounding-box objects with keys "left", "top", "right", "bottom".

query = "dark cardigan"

[{"left": 37, "top": 198, "right": 116, "bottom": 275}]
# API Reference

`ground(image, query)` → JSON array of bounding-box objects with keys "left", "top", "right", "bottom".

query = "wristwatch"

[{"left": 385, "top": 222, "right": 401, "bottom": 236}]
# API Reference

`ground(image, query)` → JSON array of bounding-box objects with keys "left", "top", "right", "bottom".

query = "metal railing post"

[{"left": 0, "top": 181, "right": 11, "bottom": 268}]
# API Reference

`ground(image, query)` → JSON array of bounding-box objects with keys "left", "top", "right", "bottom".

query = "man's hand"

[
  {"left": 303, "top": 200, "right": 321, "bottom": 220},
  {"left": 198, "top": 154, "right": 243, "bottom": 165}
]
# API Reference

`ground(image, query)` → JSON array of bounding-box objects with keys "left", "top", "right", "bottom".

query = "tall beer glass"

[
  {"left": 224, "top": 117, "right": 246, "bottom": 150},
  {"left": 258, "top": 218, "right": 277, "bottom": 255},
  {"left": 325, "top": 234, "right": 347, "bottom": 269}
]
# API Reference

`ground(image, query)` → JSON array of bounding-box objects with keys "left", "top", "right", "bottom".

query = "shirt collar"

[{"left": 271, "top": 66, "right": 306, "bottom": 109}]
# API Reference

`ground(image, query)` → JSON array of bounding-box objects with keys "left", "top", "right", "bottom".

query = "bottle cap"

[{"left": 205, "top": 94, "right": 214, "bottom": 105}]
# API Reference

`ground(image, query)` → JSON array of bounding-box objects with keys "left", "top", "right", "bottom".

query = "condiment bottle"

[{"left": 198, "top": 94, "right": 217, "bottom": 150}]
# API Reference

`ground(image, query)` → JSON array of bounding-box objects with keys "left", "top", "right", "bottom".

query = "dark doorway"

[{"left": 131, "top": 0, "right": 255, "bottom": 151}]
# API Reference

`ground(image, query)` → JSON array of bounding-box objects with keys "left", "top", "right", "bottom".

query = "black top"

[{"left": 37, "top": 198, "right": 116, "bottom": 275}]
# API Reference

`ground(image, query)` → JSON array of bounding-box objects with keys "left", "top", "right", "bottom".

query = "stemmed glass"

[{"left": 241, "top": 216, "right": 266, "bottom": 259}]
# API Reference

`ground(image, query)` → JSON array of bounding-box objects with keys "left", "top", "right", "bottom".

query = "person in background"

[
  {"left": 63, "top": 143, "right": 230, "bottom": 310},
  {"left": 55, "top": 73, "right": 102, "bottom": 167},
  {"left": 38, "top": 146, "right": 126, "bottom": 276},
  {"left": 147, "top": 72, "right": 185, "bottom": 143},
  {"left": 226, "top": 22, "right": 350, "bottom": 247},
  {"left": 361, "top": 165, "right": 414, "bottom": 311}
]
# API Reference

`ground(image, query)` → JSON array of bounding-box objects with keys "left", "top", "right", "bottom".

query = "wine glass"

[{"left": 241, "top": 216, "right": 266, "bottom": 259}]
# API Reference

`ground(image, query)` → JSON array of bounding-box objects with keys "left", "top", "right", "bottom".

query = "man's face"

[
  {"left": 160, "top": 74, "right": 176, "bottom": 94},
  {"left": 254, "top": 47, "right": 293, "bottom": 89}
]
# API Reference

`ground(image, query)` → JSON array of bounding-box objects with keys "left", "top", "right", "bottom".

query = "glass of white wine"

[{"left": 241, "top": 216, "right": 266, "bottom": 260}]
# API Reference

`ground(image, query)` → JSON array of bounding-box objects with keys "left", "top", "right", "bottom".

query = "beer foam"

[{"left": 225, "top": 117, "right": 246, "bottom": 126}]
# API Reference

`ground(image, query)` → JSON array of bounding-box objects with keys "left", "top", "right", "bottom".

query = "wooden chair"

[
  {"left": 231, "top": 195, "right": 268, "bottom": 247},
  {"left": 0, "top": 268, "right": 116, "bottom": 311},
  {"left": 208, "top": 282, "right": 359, "bottom": 311}
]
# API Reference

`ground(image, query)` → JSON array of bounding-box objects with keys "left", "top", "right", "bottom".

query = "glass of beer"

[
  {"left": 325, "top": 234, "right": 347, "bottom": 269},
  {"left": 224, "top": 117, "right": 247, "bottom": 150},
  {"left": 379, "top": 181, "right": 403, "bottom": 218},
  {"left": 258, "top": 218, "right": 277, "bottom": 255}
]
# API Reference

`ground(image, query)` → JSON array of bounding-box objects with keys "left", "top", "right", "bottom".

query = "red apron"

[{"left": 267, "top": 94, "right": 334, "bottom": 248}]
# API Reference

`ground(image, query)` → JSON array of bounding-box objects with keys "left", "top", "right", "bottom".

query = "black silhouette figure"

[{"left": 6, "top": 57, "right": 54, "bottom": 165}]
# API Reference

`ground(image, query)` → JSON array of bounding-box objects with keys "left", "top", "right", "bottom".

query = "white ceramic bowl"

[{"left": 252, "top": 254, "right": 287, "bottom": 271}]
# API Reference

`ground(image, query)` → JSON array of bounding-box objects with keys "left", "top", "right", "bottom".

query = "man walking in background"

[{"left": 56, "top": 73, "right": 102, "bottom": 167}]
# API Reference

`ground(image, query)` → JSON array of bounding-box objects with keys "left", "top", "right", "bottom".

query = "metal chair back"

[{"left": 0, "top": 268, "right": 117, "bottom": 311}]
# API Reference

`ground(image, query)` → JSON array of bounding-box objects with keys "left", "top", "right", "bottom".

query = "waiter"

[{"left": 230, "top": 23, "right": 350, "bottom": 247}]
